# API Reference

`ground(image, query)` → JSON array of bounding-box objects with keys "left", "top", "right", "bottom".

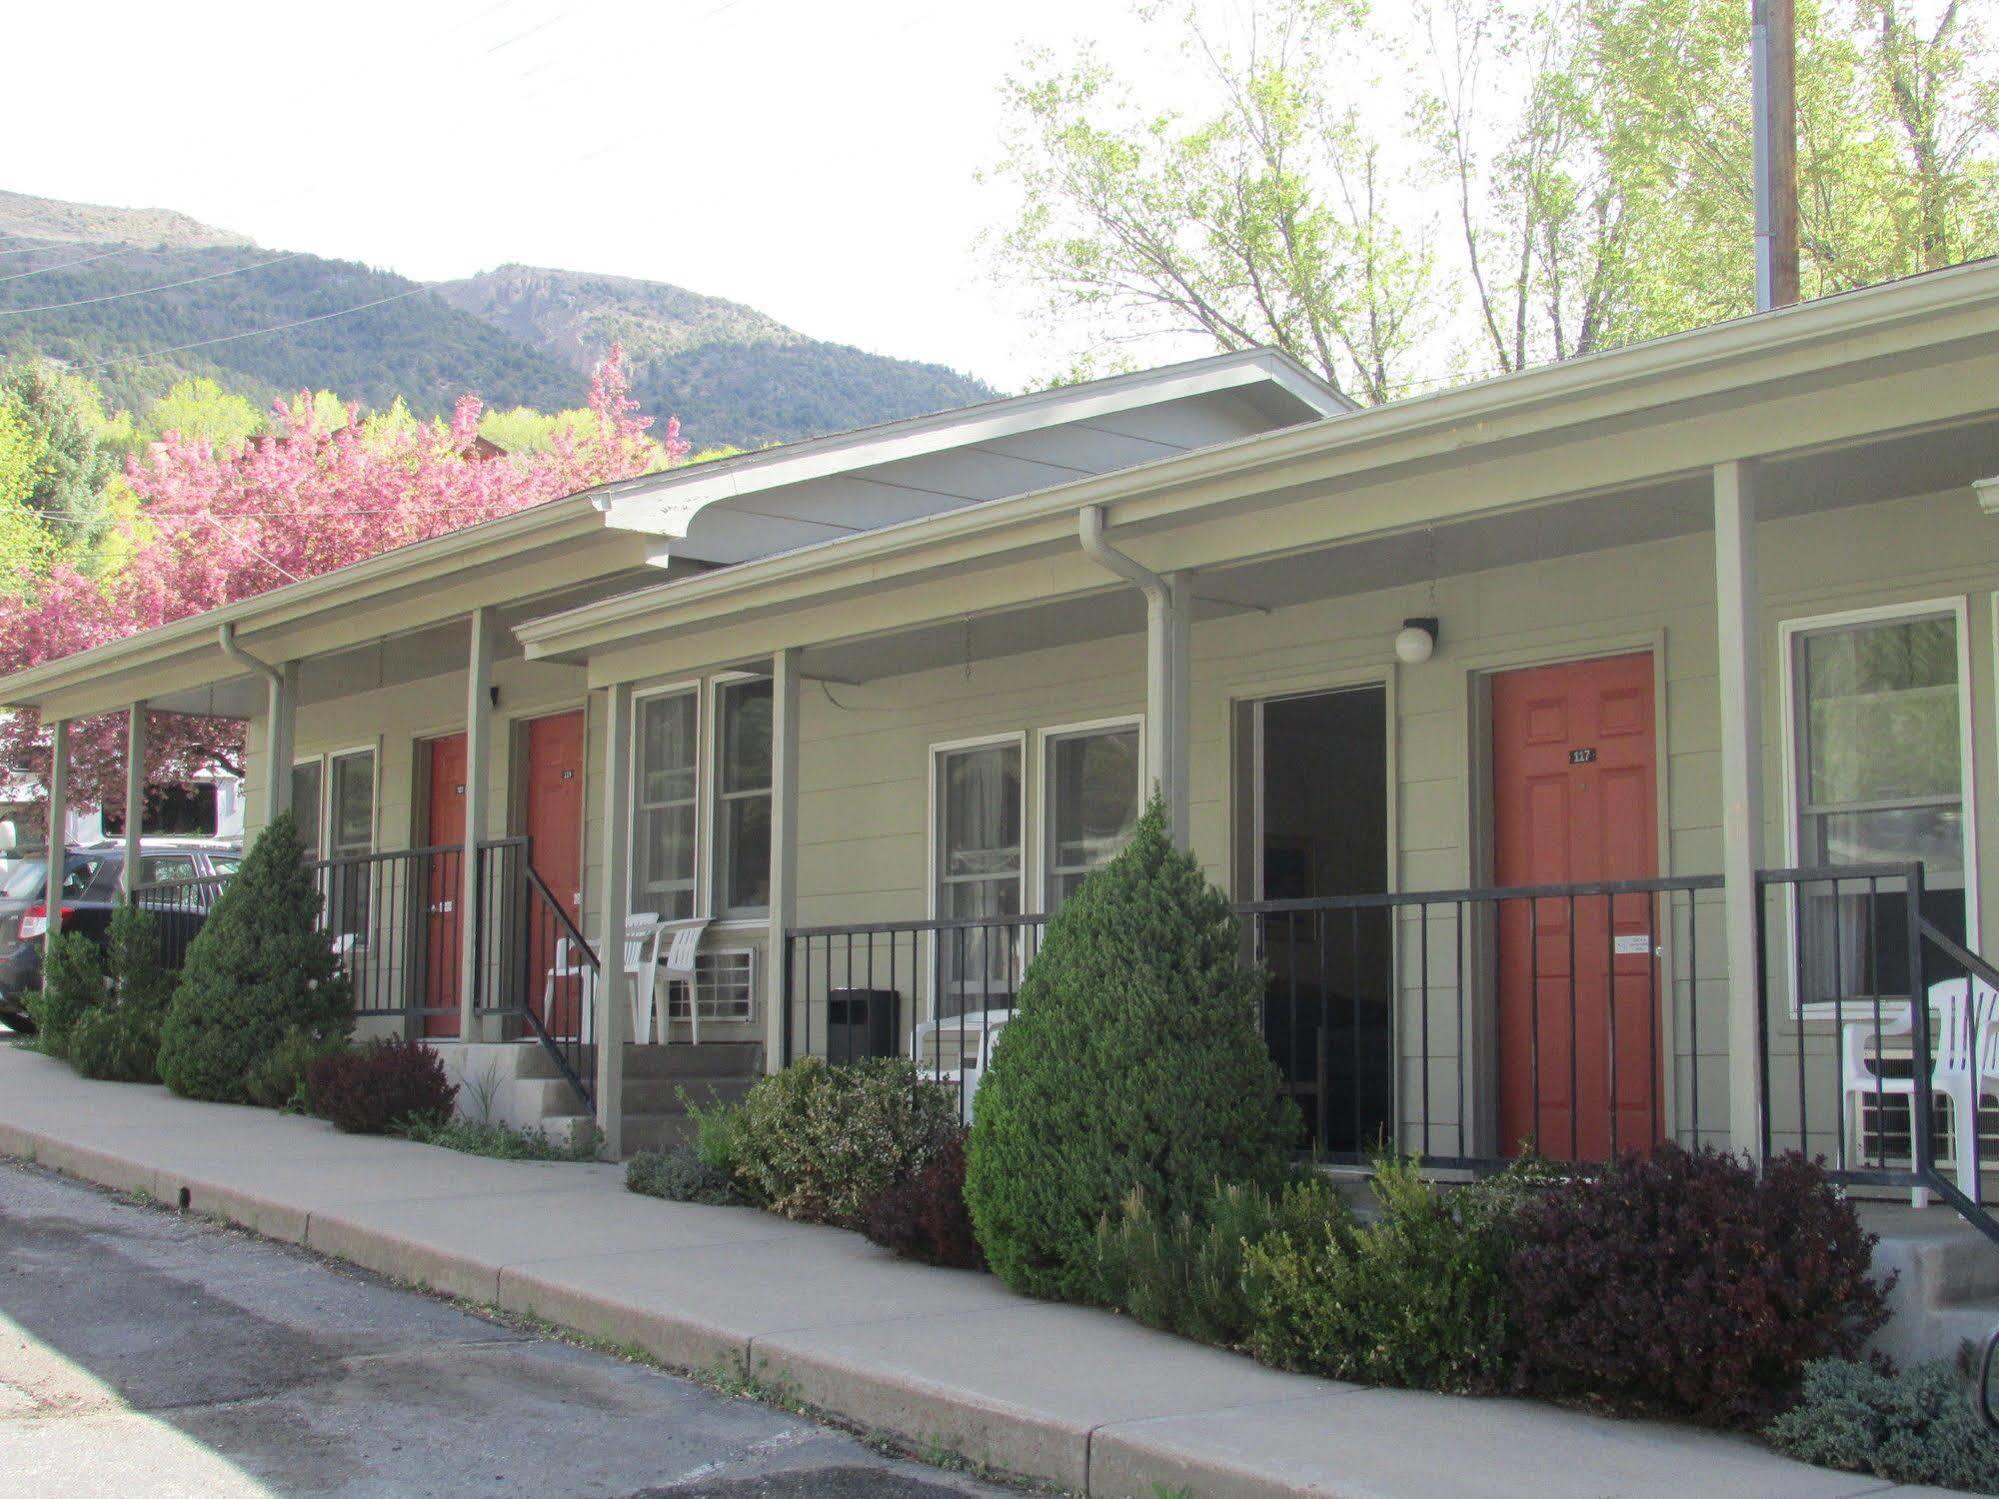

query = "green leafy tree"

[
  {"left": 157, "top": 812, "right": 353, "bottom": 1102},
  {"left": 141, "top": 377, "right": 264, "bottom": 452},
  {"left": 965, "top": 799, "right": 1298, "bottom": 1301},
  {"left": 0, "top": 362, "right": 119, "bottom": 551}
]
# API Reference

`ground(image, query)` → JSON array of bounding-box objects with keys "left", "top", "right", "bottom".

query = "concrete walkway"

[{"left": 0, "top": 1045, "right": 1963, "bottom": 1498}]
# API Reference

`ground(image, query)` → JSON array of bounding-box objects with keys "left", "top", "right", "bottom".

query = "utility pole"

[{"left": 1752, "top": 0, "right": 1800, "bottom": 309}]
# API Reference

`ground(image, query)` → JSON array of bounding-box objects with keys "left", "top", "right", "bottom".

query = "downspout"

[
  {"left": 1078, "top": 505, "right": 1189, "bottom": 847},
  {"left": 218, "top": 623, "right": 291, "bottom": 829}
]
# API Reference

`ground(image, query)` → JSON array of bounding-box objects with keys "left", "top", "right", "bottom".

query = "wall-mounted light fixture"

[
  {"left": 489, "top": 685, "right": 501, "bottom": 709},
  {"left": 1394, "top": 617, "right": 1439, "bottom": 665},
  {"left": 1974, "top": 475, "right": 1999, "bottom": 516}
]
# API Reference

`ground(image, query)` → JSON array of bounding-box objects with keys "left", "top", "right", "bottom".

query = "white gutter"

[
  {"left": 217, "top": 624, "right": 291, "bottom": 827},
  {"left": 1079, "top": 505, "right": 1190, "bottom": 848}
]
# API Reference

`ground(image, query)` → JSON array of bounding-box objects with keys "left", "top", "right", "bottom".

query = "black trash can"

[{"left": 825, "top": 987, "right": 898, "bottom": 1064}]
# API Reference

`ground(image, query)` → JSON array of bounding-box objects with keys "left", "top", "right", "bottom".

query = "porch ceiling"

[{"left": 795, "top": 411, "right": 1999, "bottom": 685}]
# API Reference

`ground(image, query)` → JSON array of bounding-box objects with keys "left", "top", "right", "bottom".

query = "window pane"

[
  {"left": 330, "top": 753, "right": 374, "bottom": 855},
  {"left": 1804, "top": 618, "right": 1959, "bottom": 805},
  {"left": 1051, "top": 728, "right": 1140, "bottom": 875},
  {"left": 724, "top": 795, "right": 772, "bottom": 910},
  {"left": 140, "top": 856, "right": 197, "bottom": 884},
  {"left": 637, "top": 804, "right": 695, "bottom": 918},
  {"left": 941, "top": 745, "right": 1021, "bottom": 879},
  {"left": 1807, "top": 807, "right": 1965, "bottom": 887},
  {"left": 291, "top": 762, "right": 322, "bottom": 859},
  {"left": 640, "top": 693, "right": 696, "bottom": 806},
  {"left": 720, "top": 679, "right": 773, "bottom": 794}
]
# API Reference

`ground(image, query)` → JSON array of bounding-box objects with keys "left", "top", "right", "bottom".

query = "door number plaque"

[{"left": 1569, "top": 747, "right": 1597, "bottom": 764}]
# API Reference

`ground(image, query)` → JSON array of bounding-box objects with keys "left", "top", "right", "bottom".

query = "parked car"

[{"left": 0, "top": 841, "right": 240, "bottom": 1032}]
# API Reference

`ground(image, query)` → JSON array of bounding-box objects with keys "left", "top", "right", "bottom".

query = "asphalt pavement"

[{"left": 0, "top": 1160, "right": 1023, "bottom": 1498}]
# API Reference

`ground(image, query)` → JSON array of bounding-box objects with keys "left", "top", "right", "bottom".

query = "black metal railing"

[
  {"left": 475, "top": 837, "right": 594, "bottom": 1110},
  {"left": 1757, "top": 861, "right": 1999, "bottom": 1244},
  {"left": 783, "top": 914, "right": 1048, "bottom": 1123},
  {"left": 1240, "top": 875, "right": 1725, "bottom": 1168},
  {"left": 132, "top": 870, "right": 233, "bottom": 970}
]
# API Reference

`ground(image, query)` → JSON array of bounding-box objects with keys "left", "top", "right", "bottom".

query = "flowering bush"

[
  {"left": 733, "top": 1057, "right": 960, "bottom": 1224},
  {"left": 1507, "top": 1145, "right": 1890, "bottom": 1424}
]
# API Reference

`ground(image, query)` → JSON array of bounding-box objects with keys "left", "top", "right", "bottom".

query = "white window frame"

[
  {"left": 290, "top": 743, "right": 380, "bottom": 862},
  {"left": 628, "top": 680, "right": 703, "bottom": 924},
  {"left": 1778, "top": 596, "right": 1979, "bottom": 1017},
  {"left": 1036, "top": 714, "right": 1144, "bottom": 912},
  {"left": 711, "top": 672, "right": 775, "bottom": 921},
  {"left": 926, "top": 732, "right": 1028, "bottom": 1018}
]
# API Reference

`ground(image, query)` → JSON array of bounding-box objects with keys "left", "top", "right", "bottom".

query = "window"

[
  {"left": 934, "top": 739, "right": 1023, "bottom": 1012},
  {"left": 634, "top": 689, "right": 698, "bottom": 920},
  {"left": 291, "top": 761, "right": 324, "bottom": 860},
  {"left": 715, "top": 678, "right": 773, "bottom": 916},
  {"left": 1044, "top": 722, "right": 1141, "bottom": 907},
  {"left": 138, "top": 855, "right": 198, "bottom": 885},
  {"left": 667, "top": 950, "right": 756, "bottom": 1022},
  {"left": 1789, "top": 607, "right": 1970, "bottom": 1004}
]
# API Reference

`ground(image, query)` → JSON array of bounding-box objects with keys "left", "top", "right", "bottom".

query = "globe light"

[{"left": 1395, "top": 617, "right": 1439, "bottom": 665}]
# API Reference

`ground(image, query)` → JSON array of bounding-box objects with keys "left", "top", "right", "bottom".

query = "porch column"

[
  {"left": 121, "top": 703, "right": 146, "bottom": 897},
  {"left": 43, "top": 718, "right": 68, "bottom": 969},
  {"left": 765, "top": 648, "right": 801, "bottom": 1074},
  {"left": 1162, "top": 571, "right": 1193, "bottom": 845},
  {"left": 263, "top": 665, "right": 296, "bottom": 828},
  {"left": 1713, "top": 459, "right": 1766, "bottom": 1161},
  {"left": 457, "top": 607, "right": 495, "bottom": 1040},
  {"left": 595, "top": 680, "right": 635, "bottom": 1155}
]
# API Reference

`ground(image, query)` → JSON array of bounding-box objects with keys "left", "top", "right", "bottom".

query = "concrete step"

[{"left": 620, "top": 1114, "right": 699, "bottom": 1155}]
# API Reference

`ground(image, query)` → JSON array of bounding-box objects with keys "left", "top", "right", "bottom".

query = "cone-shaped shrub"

[
  {"left": 965, "top": 799, "right": 1298, "bottom": 1300},
  {"left": 158, "top": 813, "right": 353, "bottom": 1102},
  {"left": 67, "top": 903, "right": 176, "bottom": 1083}
]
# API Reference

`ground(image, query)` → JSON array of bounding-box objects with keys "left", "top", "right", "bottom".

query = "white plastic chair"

[
  {"left": 560, "top": 914, "right": 665, "bottom": 1045},
  {"left": 1843, "top": 977, "right": 1999, "bottom": 1205},
  {"left": 911, "top": 1008, "right": 1013, "bottom": 1124},
  {"left": 654, "top": 918, "right": 710, "bottom": 1044}
]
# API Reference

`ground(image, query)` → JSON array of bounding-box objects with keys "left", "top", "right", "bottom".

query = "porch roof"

[
  {"left": 0, "top": 349, "right": 1344, "bottom": 723},
  {"left": 514, "top": 257, "right": 1999, "bottom": 682}
]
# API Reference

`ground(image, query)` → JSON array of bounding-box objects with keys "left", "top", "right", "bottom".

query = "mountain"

[
  {"left": 433, "top": 265, "right": 996, "bottom": 449},
  {"left": 0, "top": 191, "right": 998, "bottom": 448}
]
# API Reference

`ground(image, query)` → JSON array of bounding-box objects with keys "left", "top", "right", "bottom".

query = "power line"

[
  {"left": 0, "top": 246, "right": 144, "bottom": 284},
  {"left": 80, "top": 288, "right": 431, "bottom": 373},
  {"left": 0, "top": 253, "right": 301, "bottom": 318}
]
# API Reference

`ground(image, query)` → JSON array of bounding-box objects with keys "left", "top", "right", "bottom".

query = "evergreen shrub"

[
  {"left": 1244, "top": 1157, "right": 1537, "bottom": 1391},
  {"left": 33, "top": 905, "right": 176, "bottom": 1083},
  {"left": 964, "top": 800, "right": 1298, "bottom": 1300},
  {"left": 26, "top": 931, "right": 103, "bottom": 1057},
  {"left": 1094, "top": 1174, "right": 1345, "bottom": 1348},
  {"left": 1765, "top": 1359, "right": 1999, "bottom": 1493},
  {"left": 733, "top": 1055, "right": 959, "bottom": 1223},
  {"left": 626, "top": 1145, "right": 742, "bottom": 1205},
  {"left": 157, "top": 813, "right": 353, "bottom": 1102},
  {"left": 306, "top": 1036, "right": 455, "bottom": 1133},
  {"left": 245, "top": 1027, "right": 350, "bottom": 1111},
  {"left": 1507, "top": 1144, "right": 1890, "bottom": 1424}
]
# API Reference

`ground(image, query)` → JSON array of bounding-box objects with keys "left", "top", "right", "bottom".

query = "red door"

[
  {"left": 423, "top": 734, "right": 467, "bottom": 1037},
  {"left": 1493, "top": 653, "right": 1659, "bottom": 1161},
  {"left": 522, "top": 711, "right": 586, "bottom": 1032}
]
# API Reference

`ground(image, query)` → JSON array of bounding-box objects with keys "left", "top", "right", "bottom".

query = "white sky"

[{"left": 10, "top": 0, "right": 1195, "bottom": 393}]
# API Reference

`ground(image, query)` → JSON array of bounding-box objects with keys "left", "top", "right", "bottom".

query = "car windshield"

[{"left": 1, "top": 860, "right": 45, "bottom": 900}]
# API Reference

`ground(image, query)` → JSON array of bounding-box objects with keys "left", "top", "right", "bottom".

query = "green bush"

[
  {"left": 244, "top": 1027, "right": 350, "bottom": 1111},
  {"left": 399, "top": 1117, "right": 599, "bottom": 1162},
  {"left": 26, "top": 931, "right": 104, "bottom": 1056},
  {"left": 679, "top": 1085, "right": 749, "bottom": 1172},
  {"left": 733, "top": 1056, "right": 960, "bottom": 1223},
  {"left": 627, "top": 1145, "right": 742, "bottom": 1205},
  {"left": 965, "top": 800, "right": 1298, "bottom": 1301},
  {"left": 1094, "top": 1174, "right": 1346, "bottom": 1348},
  {"left": 1244, "top": 1157, "right": 1536, "bottom": 1392},
  {"left": 157, "top": 813, "right": 353, "bottom": 1102},
  {"left": 1765, "top": 1359, "right": 1999, "bottom": 1494}
]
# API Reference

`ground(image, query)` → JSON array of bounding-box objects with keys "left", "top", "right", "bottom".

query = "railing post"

[{"left": 1907, "top": 862, "right": 1935, "bottom": 1190}]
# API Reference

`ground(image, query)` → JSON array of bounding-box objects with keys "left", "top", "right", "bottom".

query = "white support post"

[
  {"left": 43, "top": 719, "right": 68, "bottom": 969},
  {"left": 459, "top": 608, "right": 495, "bottom": 1041},
  {"left": 596, "top": 681, "right": 634, "bottom": 1155},
  {"left": 1163, "top": 572, "right": 1193, "bottom": 848},
  {"left": 1714, "top": 460, "right": 1766, "bottom": 1161},
  {"left": 121, "top": 702, "right": 147, "bottom": 898},
  {"left": 766, "top": 648, "right": 801, "bottom": 1075},
  {"left": 264, "top": 666, "right": 296, "bottom": 829}
]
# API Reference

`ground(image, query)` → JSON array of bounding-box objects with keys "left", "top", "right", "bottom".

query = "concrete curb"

[{"left": 0, "top": 1051, "right": 1932, "bottom": 1499}]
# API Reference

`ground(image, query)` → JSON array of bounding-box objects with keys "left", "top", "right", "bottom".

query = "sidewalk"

[{"left": 0, "top": 1045, "right": 1956, "bottom": 1499}]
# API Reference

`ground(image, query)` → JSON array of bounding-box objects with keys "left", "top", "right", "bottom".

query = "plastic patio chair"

[{"left": 1843, "top": 976, "right": 1999, "bottom": 1205}]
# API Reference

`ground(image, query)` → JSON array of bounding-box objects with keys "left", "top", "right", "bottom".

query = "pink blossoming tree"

[{"left": 0, "top": 347, "right": 683, "bottom": 827}]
